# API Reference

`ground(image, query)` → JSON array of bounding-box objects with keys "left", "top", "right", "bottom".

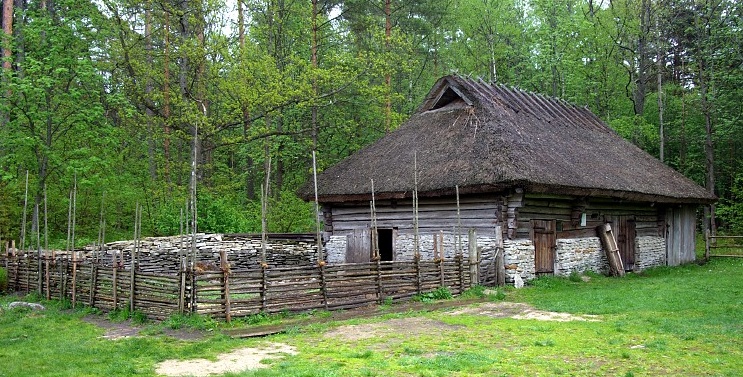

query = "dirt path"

[{"left": 155, "top": 343, "right": 297, "bottom": 377}]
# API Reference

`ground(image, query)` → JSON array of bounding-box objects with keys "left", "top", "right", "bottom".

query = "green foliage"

[
  {"left": 568, "top": 270, "right": 583, "bottom": 283},
  {"left": 0, "top": 267, "right": 7, "bottom": 294},
  {"left": 413, "top": 287, "right": 453, "bottom": 303},
  {"left": 161, "top": 313, "right": 219, "bottom": 331},
  {"left": 717, "top": 174, "right": 743, "bottom": 234}
]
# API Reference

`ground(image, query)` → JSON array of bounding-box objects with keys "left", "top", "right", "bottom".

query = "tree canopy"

[{"left": 1, "top": 0, "right": 741, "bottom": 247}]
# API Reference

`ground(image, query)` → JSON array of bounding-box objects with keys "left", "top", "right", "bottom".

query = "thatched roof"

[{"left": 305, "top": 75, "right": 715, "bottom": 204}]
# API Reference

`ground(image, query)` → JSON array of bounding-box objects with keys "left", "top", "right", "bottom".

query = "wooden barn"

[{"left": 305, "top": 75, "right": 716, "bottom": 282}]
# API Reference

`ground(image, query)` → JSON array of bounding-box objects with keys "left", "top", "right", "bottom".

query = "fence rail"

[
  {"left": 705, "top": 231, "right": 743, "bottom": 259},
  {"left": 1, "top": 252, "right": 472, "bottom": 321}
]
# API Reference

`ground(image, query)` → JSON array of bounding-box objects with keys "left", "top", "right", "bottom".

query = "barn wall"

[
  {"left": 552, "top": 236, "right": 666, "bottom": 276},
  {"left": 326, "top": 195, "right": 506, "bottom": 238},
  {"left": 518, "top": 194, "right": 663, "bottom": 240},
  {"left": 554, "top": 237, "right": 608, "bottom": 276},
  {"left": 323, "top": 193, "right": 683, "bottom": 280},
  {"left": 665, "top": 205, "right": 698, "bottom": 265}
]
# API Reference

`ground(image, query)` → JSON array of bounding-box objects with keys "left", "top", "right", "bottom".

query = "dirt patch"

[
  {"left": 82, "top": 315, "right": 208, "bottom": 341},
  {"left": 155, "top": 343, "right": 297, "bottom": 377},
  {"left": 448, "top": 302, "right": 601, "bottom": 322},
  {"left": 324, "top": 317, "right": 464, "bottom": 342},
  {"left": 83, "top": 315, "right": 142, "bottom": 340}
]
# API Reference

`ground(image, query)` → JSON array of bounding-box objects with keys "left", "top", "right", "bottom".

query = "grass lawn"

[{"left": 1, "top": 258, "right": 741, "bottom": 377}]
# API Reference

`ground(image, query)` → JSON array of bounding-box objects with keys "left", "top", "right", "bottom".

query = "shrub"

[
  {"left": 0, "top": 267, "right": 7, "bottom": 294},
  {"left": 414, "top": 287, "right": 453, "bottom": 303}
]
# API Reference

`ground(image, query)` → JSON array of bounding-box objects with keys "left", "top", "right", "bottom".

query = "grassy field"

[{"left": 1, "top": 257, "right": 741, "bottom": 377}]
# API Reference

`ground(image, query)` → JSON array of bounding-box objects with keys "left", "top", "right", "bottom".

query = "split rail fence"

[
  {"left": 705, "top": 231, "right": 743, "bottom": 259},
  {"left": 1, "top": 252, "right": 472, "bottom": 321}
]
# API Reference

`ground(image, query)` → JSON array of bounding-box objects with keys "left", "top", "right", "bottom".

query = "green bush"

[
  {"left": 0, "top": 267, "right": 7, "bottom": 294},
  {"left": 414, "top": 287, "right": 453, "bottom": 303}
]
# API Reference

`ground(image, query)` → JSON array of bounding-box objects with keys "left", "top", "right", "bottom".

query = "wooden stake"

[
  {"left": 220, "top": 249, "right": 231, "bottom": 322},
  {"left": 438, "top": 231, "right": 445, "bottom": 287},
  {"left": 130, "top": 202, "right": 140, "bottom": 313},
  {"left": 260, "top": 155, "right": 272, "bottom": 265},
  {"left": 413, "top": 152, "right": 419, "bottom": 257},
  {"left": 20, "top": 170, "right": 28, "bottom": 252},
  {"left": 370, "top": 179, "right": 379, "bottom": 260},
  {"left": 495, "top": 224, "right": 505, "bottom": 287},
  {"left": 468, "top": 229, "right": 478, "bottom": 287},
  {"left": 312, "top": 151, "right": 324, "bottom": 263}
]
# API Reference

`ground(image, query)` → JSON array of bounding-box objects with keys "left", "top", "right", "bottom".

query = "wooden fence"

[
  {"left": 705, "top": 231, "right": 743, "bottom": 259},
  {"left": 1, "top": 252, "right": 471, "bottom": 321}
]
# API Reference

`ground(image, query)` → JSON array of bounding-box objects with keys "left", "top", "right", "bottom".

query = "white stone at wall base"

[{"left": 323, "top": 233, "right": 668, "bottom": 283}]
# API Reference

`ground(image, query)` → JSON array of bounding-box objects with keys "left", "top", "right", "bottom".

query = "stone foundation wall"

[
  {"left": 635, "top": 236, "right": 666, "bottom": 270},
  {"left": 554, "top": 237, "right": 609, "bottom": 276},
  {"left": 324, "top": 232, "right": 668, "bottom": 283},
  {"left": 325, "top": 235, "right": 347, "bottom": 264}
]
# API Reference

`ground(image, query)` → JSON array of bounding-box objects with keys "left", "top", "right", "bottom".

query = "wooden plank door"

[
  {"left": 615, "top": 216, "right": 636, "bottom": 271},
  {"left": 532, "top": 220, "right": 556, "bottom": 274},
  {"left": 346, "top": 229, "right": 371, "bottom": 263}
]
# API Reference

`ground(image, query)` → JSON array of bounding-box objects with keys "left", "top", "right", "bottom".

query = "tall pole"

[
  {"left": 20, "top": 171, "right": 28, "bottom": 251},
  {"left": 312, "top": 151, "right": 323, "bottom": 264},
  {"left": 413, "top": 152, "right": 419, "bottom": 257}
]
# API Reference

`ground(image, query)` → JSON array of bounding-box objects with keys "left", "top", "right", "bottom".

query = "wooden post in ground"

[
  {"left": 319, "top": 263, "right": 329, "bottom": 310},
  {"left": 414, "top": 253, "right": 421, "bottom": 295},
  {"left": 495, "top": 224, "right": 505, "bottom": 287},
  {"left": 438, "top": 231, "right": 445, "bottom": 288},
  {"left": 112, "top": 260, "right": 118, "bottom": 310},
  {"left": 220, "top": 249, "right": 231, "bottom": 322},
  {"left": 260, "top": 265, "right": 268, "bottom": 313},
  {"left": 89, "top": 263, "right": 97, "bottom": 307},
  {"left": 45, "top": 252, "right": 50, "bottom": 300},
  {"left": 375, "top": 259, "right": 383, "bottom": 303},
  {"left": 705, "top": 229, "right": 711, "bottom": 261},
  {"left": 468, "top": 229, "right": 479, "bottom": 287},
  {"left": 71, "top": 252, "right": 78, "bottom": 307}
]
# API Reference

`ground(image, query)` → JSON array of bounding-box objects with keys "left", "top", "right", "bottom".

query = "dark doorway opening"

[{"left": 378, "top": 229, "right": 394, "bottom": 261}]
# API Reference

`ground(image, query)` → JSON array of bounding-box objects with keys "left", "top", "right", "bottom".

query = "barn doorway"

[
  {"left": 615, "top": 216, "right": 636, "bottom": 271},
  {"left": 532, "top": 220, "right": 556, "bottom": 274},
  {"left": 377, "top": 228, "right": 394, "bottom": 261}
]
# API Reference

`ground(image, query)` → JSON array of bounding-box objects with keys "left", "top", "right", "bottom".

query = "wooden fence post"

[
  {"left": 455, "top": 253, "right": 464, "bottom": 294},
  {"left": 25, "top": 253, "right": 30, "bottom": 294},
  {"left": 495, "top": 224, "right": 505, "bottom": 287},
  {"left": 71, "top": 253, "right": 78, "bottom": 307},
  {"left": 89, "top": 263, "right": 97, "bottom": 307},
  {"left": 45, "top": 254, "right": 51, "bottom": 300},
  {"left": 414, "top": 253, "right": 422, "bottom": 295},
  {"left": 468, "top": 229, "right": 479, "bottom": 287},
  {"left": 319, "top": 262, "right": 329, "bottom": 310},
  {"left": 375, "top": 259, "right": 383, "bottom": 303},
  {"left": 260, "top": 265, "right": 268, "bottom": 313},
  {"left": 178, "top": 257, "right": 186, "bottom": 314},
  {"left": 705, "top": 229, "right": 711, "bottom": 261},
  {"left": 438, "top": 232, "right": 445, "bottom": 288},
  {"left": 220, "top": 250, "right": 231, "bottom": 322},
  {"left": 112, "top": 262, "right": 118, "bottom": 310}
]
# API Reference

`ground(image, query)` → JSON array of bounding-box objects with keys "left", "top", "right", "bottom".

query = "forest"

[{"left": 0, "top": 0, "right": 741, "bottom": 249}]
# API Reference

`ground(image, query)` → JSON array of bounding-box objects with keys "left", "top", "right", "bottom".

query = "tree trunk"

[
  {"left": 384, "top": 0, "right": 392, "bottom": 133},
  {"left": 311, "top": 0, "right": 318, "bottom": 151},
  {"left": 632, "top": 0, "right": 652, "bottom": 116},
  {"left": 145, "top": 2, "right": 157, "bottom": 181},
  {"left": 1, "top": 0, "right": 11, "bottom": 72}
]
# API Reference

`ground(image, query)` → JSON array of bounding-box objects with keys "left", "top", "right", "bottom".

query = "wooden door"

[
  {"left": 615, "top": 216, "right": 636, "bottom": 271},
  {"left": 532, "top": 220, "right": 556, "bottom": 274},
  {"left": 346, "top": 229, "right": 371, "bottom": 263}
]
